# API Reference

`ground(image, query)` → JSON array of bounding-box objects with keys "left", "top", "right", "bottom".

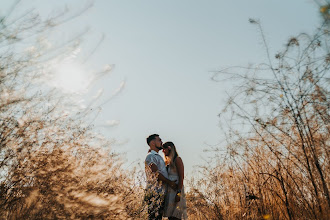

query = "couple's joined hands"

[
  {"left": 169, "top": 181, "right": 181, "bottom": 202},
  {"left": 169, "top": 180, "right": 178, "bottom": 190}
]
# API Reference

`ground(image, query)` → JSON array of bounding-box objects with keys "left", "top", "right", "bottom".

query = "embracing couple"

[{"left": 144, "top": 134, "right": 188, "bottom": 220}]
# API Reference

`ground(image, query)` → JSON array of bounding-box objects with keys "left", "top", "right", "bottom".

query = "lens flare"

[{"left": 52, "top": 62, "right": 90, "bottom": 93}]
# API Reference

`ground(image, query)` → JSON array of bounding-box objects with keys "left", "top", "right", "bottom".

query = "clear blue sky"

[{"left": 3, "top": 0, "right": 322, "bottom": 176}]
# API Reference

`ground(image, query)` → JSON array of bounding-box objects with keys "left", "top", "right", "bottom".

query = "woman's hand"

[{"left": 175, "top": 194, "right": 181, "bottom": 203}]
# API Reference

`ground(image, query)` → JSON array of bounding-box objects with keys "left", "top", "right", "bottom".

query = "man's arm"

[{"left": 150, "top": 163, "right": 177, "bottom": 190}]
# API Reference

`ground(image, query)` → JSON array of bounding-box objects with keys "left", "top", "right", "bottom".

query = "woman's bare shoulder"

[{"left": 175, "top": 156, "right": 183, "bottom": 165}]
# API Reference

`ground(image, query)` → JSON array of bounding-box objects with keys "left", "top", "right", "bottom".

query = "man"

[{"left": 145, "top": 134, "right": 177, "bottom": 220}]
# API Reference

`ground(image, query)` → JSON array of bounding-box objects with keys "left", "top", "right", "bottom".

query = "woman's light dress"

[{"left": 164, "top": 162, "right": 188, "bottom": 219}]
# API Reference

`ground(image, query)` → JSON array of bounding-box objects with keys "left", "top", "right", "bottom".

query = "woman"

[{"left": 162, "top": 142, "right": 188, "bottom": 220}]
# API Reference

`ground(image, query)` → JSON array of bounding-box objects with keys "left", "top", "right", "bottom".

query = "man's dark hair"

[{"left": 146, "top": 134, "right": 159, "bottom": 146}]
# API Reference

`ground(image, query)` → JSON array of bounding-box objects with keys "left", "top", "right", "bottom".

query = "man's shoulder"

[
  {"left": 145, "top": 152, "right": 159, "bottom": 159},
  {"left": 145, "top": 152, "right": 155, "bottom": 161},
  {"left": 145, "top": 152, "right": 153, "bottom": 159},
  {"left": 145, "top": 151, "right": 162, "bottom": 164}
]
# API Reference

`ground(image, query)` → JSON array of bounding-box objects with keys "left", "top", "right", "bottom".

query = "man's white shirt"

[{"left": 145, "top": 150, "right": 168, "bottom": 179}]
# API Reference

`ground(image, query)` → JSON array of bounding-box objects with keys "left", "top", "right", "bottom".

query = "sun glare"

[{"left": 52, "top": 62, "right": 90, "bottom": 93}]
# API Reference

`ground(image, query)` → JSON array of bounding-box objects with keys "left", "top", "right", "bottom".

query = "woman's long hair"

[{"left": 163, "top": 142, "right": 179, "bottom": 169}]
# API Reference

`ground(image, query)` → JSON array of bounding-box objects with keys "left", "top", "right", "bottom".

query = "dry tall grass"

[
  {"left": 2, "top": 2, "right": 329, "bottom": 220},
  {"left": 0, "top": 2, "right": 146, "bottom": 219},
  {"left": 187, "top": 18, "right": 330, "bottom": 220}
]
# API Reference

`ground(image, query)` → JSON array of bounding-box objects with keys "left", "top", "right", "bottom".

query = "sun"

[{"left": 52, "top": 61, "right": 90, "bottom": 93}]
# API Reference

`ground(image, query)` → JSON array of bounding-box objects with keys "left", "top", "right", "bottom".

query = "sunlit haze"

[
  {"left": 1, "top": 1, "right": 328, "bottom": 218},
  {"left": 4, "top": 0, "right": 323, "bottom": 176},
  {"left": 52, "top": 61, "right": 90, "bottom": 94}
]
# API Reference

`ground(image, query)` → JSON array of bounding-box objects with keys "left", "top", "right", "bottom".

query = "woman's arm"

[
  {"left": 175, "top": 157, "right": 184, "bottom": 190},
  {"left": 174, "top": 157, "right": 184, "bottom": 202}
]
